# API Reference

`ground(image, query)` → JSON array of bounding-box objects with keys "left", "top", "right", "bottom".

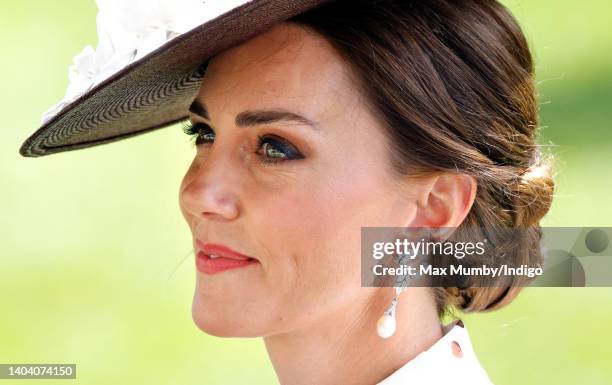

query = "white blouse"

[{"left": 376, "top": 320, "right": 494, "bottom": 384}]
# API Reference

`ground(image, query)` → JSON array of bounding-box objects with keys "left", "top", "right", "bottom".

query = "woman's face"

[{"left": 179, "top": 23, "right": 421, "bottom": 337}]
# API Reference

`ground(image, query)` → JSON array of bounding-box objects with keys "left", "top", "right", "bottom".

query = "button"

[{"left": 451, "top": 341, "right": 463, "bottom": 358}]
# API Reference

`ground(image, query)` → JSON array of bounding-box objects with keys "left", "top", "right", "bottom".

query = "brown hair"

[{"left": 290, "top": 0, "right": 555, "bottom": 315}]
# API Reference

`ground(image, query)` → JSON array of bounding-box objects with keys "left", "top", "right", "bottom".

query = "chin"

[
  {"left": 191, "top": 296, "right": 262, "bottom": 337},
  {"left": 191, "top": 312, "right": 235, "bottom": 337}
]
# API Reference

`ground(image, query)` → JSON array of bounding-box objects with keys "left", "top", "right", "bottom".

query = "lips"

[
  {"left": 196, "top": 240, "right": 256, "bottom": 260},
  {"left": 195, "top": 240, "right": 258, "bottom": 275}
]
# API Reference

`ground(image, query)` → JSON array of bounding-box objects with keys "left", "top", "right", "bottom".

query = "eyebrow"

[{"left": 188, "top": 99, "right": 319, "bottom": 130}]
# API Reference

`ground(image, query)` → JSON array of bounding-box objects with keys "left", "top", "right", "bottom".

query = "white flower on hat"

[{"left": 41, "top": 0, "right": 251, "bottom": 125}]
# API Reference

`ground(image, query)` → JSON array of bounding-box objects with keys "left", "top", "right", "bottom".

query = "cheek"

[
  {"left": 253, "top": 168, "right": 394, "bottom": 293},
  {"left": 250, "top": 189, "right": 359, "bottom": 324},
  {"left": 250, "top": 171, "right": 398, "bottom": 329}
]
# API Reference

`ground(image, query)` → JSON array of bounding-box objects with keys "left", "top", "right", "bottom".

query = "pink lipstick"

[{"left": 195, "top": 242, "right": 258, "bottom": 275}]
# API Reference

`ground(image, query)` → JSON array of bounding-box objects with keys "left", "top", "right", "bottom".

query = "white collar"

[{"left": 376, "top": 320, "right": 494, "bottom": 385}]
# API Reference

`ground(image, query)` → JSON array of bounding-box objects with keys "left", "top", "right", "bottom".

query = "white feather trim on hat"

[{"left": 41, "top": 0, "right": 251, "bottom": 125}]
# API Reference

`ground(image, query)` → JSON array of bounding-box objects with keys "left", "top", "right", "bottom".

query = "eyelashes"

[
  {"left": 182, "top": 121, "right": 305, "bottom": 164},
  {"left": 182, "top": 121, "right": 212, "bottom": 146}
]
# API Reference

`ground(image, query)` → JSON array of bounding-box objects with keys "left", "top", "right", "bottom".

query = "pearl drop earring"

[
  {"left": 376, "top": 250, "right": 412, "bottom": 339},
  {"left": 376, "top": 286, "right": 407, "bottom": 338}
]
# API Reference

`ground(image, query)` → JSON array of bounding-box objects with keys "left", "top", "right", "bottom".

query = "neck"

[{"left": 263, "top": 287, "right": 444, "bottom": 385}]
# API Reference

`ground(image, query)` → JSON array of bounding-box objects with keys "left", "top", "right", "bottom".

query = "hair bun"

[{"left": 512, "top": 150, "right": 555, "bottom": 227}]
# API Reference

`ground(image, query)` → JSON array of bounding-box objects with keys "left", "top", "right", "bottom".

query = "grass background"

[{"left": 1, "top": 0, "right": 611, "bottom": 384}]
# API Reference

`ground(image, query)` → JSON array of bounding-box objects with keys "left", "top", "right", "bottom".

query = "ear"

[{"left": 406, "top": 173, "right": 477, "bottom": 229}]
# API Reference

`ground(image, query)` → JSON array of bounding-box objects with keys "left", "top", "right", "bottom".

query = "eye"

[
  {"left": 182, "top": 121, "right": 304, "bottom": 164},
  {"left": 256, "top": 135, "right": 304, "bottom": 164},
  {"left": 182, "top": 121, "right": 215, "bottom": 146}
]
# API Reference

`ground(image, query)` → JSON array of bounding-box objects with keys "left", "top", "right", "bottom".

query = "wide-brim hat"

[{"left": 19, "top": 0, "right": 330, "bottom": 157}]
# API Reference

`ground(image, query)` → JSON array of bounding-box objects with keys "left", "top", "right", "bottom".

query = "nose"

[{"left": 180, "top": 150, "right": 241, "bottom": 222}]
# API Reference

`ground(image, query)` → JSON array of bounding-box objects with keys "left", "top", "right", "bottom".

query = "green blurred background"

[{"left": 1, "top": 1, "right": 611, "bottom": 384}]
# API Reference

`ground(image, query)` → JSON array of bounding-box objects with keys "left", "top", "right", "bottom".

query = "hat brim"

[{"left": 19, "top": 0, "right": 329, "bottom": 157}]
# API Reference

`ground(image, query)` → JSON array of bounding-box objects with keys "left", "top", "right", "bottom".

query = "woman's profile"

[{"left": 19, "top": 0, "right": 555, "bottom": 384}]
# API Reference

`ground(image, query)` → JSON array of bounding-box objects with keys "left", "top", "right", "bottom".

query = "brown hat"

[{"left": 19, "top": 0, "right": 330, "bottom": 158}]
